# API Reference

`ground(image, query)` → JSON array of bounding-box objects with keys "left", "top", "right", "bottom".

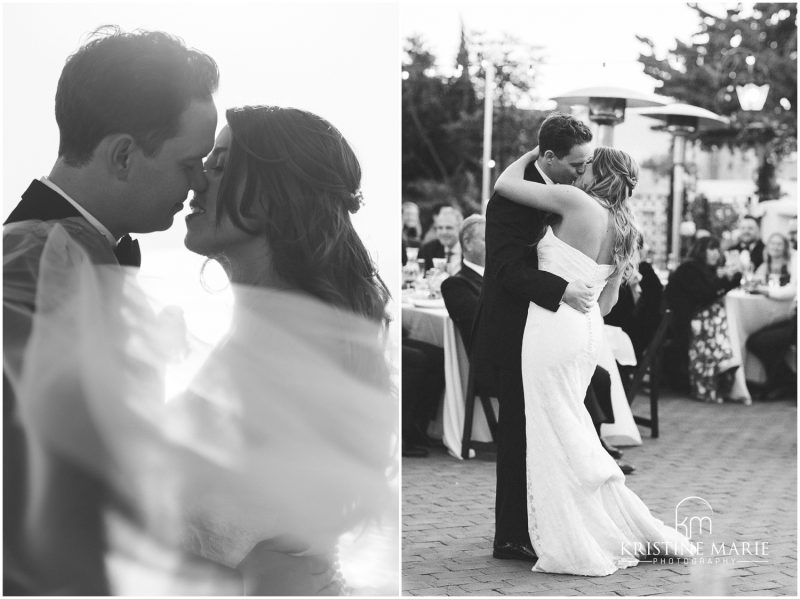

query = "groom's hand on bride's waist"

[{"left": 561, "top": 280, "right": 595, "bottom": 313}]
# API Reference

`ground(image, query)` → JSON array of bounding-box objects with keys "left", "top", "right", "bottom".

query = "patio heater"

[
  {"left": 636, "top": 103, "right": 729, "bottom": 268},
  {"left": 550, "top": 85, "right": 667, "bottom": 147}
]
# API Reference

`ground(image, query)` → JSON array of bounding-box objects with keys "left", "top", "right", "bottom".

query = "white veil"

[{"left": 4, "top": 222, "right": 399, "bottom": 595}]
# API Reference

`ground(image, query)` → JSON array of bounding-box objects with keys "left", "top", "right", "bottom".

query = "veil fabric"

[{"left": 4, "top": 222, "right": 399, "bottom": 594}]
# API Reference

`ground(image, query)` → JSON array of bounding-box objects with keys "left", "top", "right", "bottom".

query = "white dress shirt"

[
  {"left": 462, "top": 259, "right": 484, "bottom": 277},
  {"left": 40, "top": 176, "right": 116, "bottom": 247},
  {"left": 534, "top": 161, "right": 555, "bottom": 186},
  {"left": 443, "top": 242, "right": 461, "bottom": 264}
]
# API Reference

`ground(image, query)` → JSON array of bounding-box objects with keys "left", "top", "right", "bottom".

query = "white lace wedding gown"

[{"left": 521, "top": 227, "right": 696, "bottom": 576}]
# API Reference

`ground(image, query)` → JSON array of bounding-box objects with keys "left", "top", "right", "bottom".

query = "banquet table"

[
  {"left": 402, "top": 298, "right": 642, "bottom": 459},
  {"left": 724, "top": 289, "right": 797, "bottom": 403}
]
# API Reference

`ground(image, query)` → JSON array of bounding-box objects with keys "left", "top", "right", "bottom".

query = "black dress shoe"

[
  {"left": 762, "top": 384, "right": 795, "bottom": 401},
  {"left": 402, "top": 445, "right": 429, "bottom": 458},
  {"left": 617, "top": 461, "right": 636, "bottom": 475},
  {"left": 601, "top": 438, "right": 623, "bottom": 459},
  {"left": 414, "top": 423, "right": 435, "bottom": 447},
  {"left": 492, "top": 541, "right": 537, "bottom": 561}
]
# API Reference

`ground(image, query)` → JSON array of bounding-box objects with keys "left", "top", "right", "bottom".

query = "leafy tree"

[
  {"left": 637, "top": 3, "right": 796, "bottom": 201},
  {"left": 402, "top": 27, "right": 549, "bottom": 225}
]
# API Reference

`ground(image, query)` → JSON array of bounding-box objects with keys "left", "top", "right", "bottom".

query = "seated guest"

[
  {"left": 419, "top": 206, "right": 463, "bottom": 271},
  {"left": 754, "top": 233, "right": 794, "bottom": 286},
  {"left": 441, "top": 214, "right": 485, "bottom": 353},
  {"left": 733, "top": 215, "right": 766, "bottom": 271},
  {"left": 441, "top": 215, "right": 632, "bottom": 471},
  {"left": 402, "top": 332, "right": 445, "bottom": 457},
  {"left": 402, "top": 201, "right": 423, "bottom": 248},
  {"left": 747, "top": 255, "right": 797, "bottom": 401},
  {"left": 664, "top": 236, "right": 742, "bottom": 402},
  {"left": 605, "top": 236, "right": 664, "bottom": 358},
  {"left": 420, "top": 202, "right": 452, "bottom": 244}
]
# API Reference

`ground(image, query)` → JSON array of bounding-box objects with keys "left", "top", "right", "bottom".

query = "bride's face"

[
  {"left": 184, "top": 125, "right": 258, "bottom": 257},
  {"left": 573, "top": 160, "right": 595, "bottom": 191}
]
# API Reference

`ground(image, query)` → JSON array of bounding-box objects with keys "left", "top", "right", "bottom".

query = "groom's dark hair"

[
  {"left": 537, "top": 112, "right": 593, "bottom": 158},
  {"left": 55, "top": 26, "right": 219, "bottom": 166}
]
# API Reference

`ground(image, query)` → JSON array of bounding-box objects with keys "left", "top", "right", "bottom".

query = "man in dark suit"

[
  {"left": 418, "top": 206, "right": 463, "bottom": 271},
  {"left": 733, "top": 215, "right": 766, "bottom": 270},
  {"left": 3, "top": 29, "right": 219, "bottom": 596},
  {"left": 472, "top": 113, "right": 596, "bottom": 562},
  {"left": 441, "top": 214, "right": 485, "bottom": 353}
]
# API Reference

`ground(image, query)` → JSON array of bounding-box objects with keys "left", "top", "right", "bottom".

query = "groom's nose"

[{"left": 190, "top": 169, "right": 210, "bottom": 193}]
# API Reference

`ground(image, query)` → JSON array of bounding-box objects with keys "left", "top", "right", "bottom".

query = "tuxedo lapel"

[
  {"left": 5, "top": 180, "right": 82, "bottom": 224},
  {"left": 6, "top": 180, "right": 141, "bottom": 267}
]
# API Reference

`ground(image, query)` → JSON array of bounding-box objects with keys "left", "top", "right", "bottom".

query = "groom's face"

[
  {"left": 127, "top": 98, "right": 218, "bottom": 233},
  {"left": 547, "top": 143, "right": 593, "bottom": 185}
]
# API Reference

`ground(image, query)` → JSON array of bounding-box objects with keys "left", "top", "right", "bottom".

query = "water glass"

[{"left": 416, "top": 259, "right": 426, "bottom": 279}]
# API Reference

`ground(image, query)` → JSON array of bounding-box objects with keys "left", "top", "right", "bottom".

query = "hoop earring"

[{"left": 199, "top": 255, "right": 231, "bottom": 293}]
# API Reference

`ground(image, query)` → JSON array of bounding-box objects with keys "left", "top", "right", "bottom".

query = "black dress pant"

[
  {"left": 402, "top": 339, "right": 445, "bottom": 438},
  {"left": 746, "top": 315, "right": 797, "bottom": 391},
  {"left": 494, "top": 363, "right": 614, "bottom": 546},
  {"left": 585, "top": 366, "right": 615, "bottom": 431},
  {"left": 494, "top": 363, "right": 530, "bottom": 546}
]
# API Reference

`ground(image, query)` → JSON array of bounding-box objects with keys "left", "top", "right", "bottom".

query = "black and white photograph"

[
  {"left": 4, "top": 0, "right": 799, "bottom": 597},
  {"left": 401, "top": 1, "right": 797, "bottom": 595},
  {"left": 3, "top": 1, "right": 400, "bottom": 595}
]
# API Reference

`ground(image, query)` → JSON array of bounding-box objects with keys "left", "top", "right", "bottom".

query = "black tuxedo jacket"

[
  {"left": 733, "top": 239, "right": 765, "bottom": 270},
  {"left": 5, "top": 180, "right": 85, "bottom": 226},
  {"left": 5, "top": 180, "right": 141, "bottom": 268},
  {"left": 472, "top": 162, "right": 569, "bottom": 372},
  {"left": 441, "top": 264, "right": 482, "bottom": 354},
  {"left": 418, "top": 239, "right": 446, "bottom": 271},
  {"left": 4, "top": 180, "right": 111, "bottom": 594}
]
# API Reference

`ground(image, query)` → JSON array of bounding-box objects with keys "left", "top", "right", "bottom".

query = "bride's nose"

[{"left": 190, "top": 168, "right": 210, "bottom": 194}]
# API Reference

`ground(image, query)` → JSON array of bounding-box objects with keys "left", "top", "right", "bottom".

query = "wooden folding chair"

[
  {"left": 460, "top": 361, "right": 498, "bottom": 460},
  {"left": 624, "top": 309, "right": 673, "bottom": 438}
]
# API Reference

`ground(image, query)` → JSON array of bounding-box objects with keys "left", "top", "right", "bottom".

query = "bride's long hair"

[
  {"left": 218, "top": 106, "right": 391, "bottom": 324},
  {"left": 579, "top": 147, "right": 641, "bottom": 279}
]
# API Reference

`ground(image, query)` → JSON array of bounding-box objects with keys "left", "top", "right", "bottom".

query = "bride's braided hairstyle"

[
  {"left": 218, "top": 106, "right": 390, "bottom": 324},
  {"left": 579, "top": 147, "right": 641, "bottom": 280}
]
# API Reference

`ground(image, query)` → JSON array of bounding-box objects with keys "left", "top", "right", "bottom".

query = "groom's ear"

[
  {"left": 542, "top": 149, "right": 556, "bottom": 163},
  {"left": 105, "top": 134, "right": 137, "bottom": 181}
]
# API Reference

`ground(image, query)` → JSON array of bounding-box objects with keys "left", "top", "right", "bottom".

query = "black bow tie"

[{"left": 114, "top": 234, "right": 141, "bottom": 267}]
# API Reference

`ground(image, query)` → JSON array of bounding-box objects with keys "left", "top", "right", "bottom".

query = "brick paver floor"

[{"left": 402, "top": 393, "right": 797, "bottom": 595}]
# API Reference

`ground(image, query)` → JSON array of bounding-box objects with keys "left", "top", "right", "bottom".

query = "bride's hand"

[{"left": 525, "top": 146, "right": 540, "bottom": 162}]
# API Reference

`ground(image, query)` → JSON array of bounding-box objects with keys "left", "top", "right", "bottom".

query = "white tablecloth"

[
  {"left": 402, "top": 303, "right": 642, "bottom": 459},
  {"left": 724, "top": 289, "right": 796, "bottom": 402},
  {"left": 599, "top": 326, "right": 642, "bottom": 448}
]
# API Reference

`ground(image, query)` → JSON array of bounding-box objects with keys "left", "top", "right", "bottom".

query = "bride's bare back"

[{"left": 549, "top": 194, "right": 616, "bottom": 267}]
